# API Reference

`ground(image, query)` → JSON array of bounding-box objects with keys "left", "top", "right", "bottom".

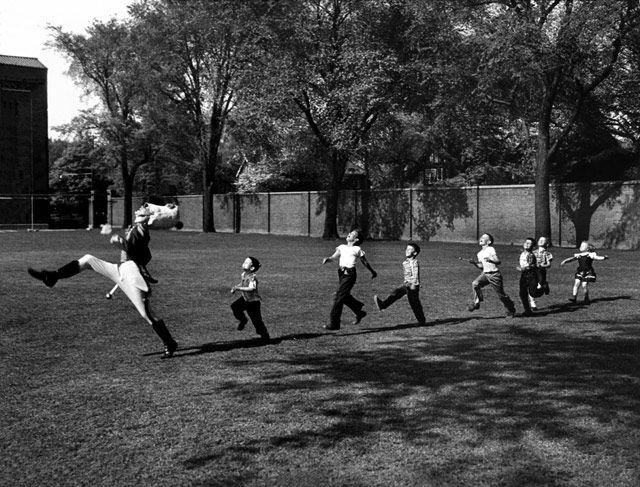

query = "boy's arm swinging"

[{"left": 359, "top": 255, "right": 377, "bottom": 279}]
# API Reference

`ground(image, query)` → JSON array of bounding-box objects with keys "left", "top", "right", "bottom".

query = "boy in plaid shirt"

[{"left": 373, "top": 242, "right": 426, "bottom": 326}]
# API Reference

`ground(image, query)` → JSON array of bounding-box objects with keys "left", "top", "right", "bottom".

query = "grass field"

[{"left": 2, "top": 230, "right": 640, "bottom": 487}]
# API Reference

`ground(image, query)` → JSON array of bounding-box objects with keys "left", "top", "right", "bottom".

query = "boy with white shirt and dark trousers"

[{"left": 323, "top": 229, "right": 377, "bottom": 330}]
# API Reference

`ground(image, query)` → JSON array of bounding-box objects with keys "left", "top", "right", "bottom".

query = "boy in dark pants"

[
  {"left": 517, "top": 237, "right": 543, "bottom": 316},
  {"left": 322, "top": 229, "right": 377, "bottom": 330},
  {"left": 231, "top": 256, "right": 270, "bottom": 341},
  {"left": 373, "top": 242, "right": 426, "bottom": 326}
]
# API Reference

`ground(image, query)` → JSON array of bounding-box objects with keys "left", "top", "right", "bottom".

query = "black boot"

[
  {"left": 152, "top": 320, "right": 178, "bottom": 358},
  {"left": 28, "top": 260, "right": 80, "bottom": 287}
]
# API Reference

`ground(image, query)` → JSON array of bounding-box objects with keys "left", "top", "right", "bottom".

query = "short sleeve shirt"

[
  {"left": 534, "top": 248, "right": 553, "bottom": 268},
  {"left": 239, "top": 271, "right": 261, "bottom": 302},
  {"left": 336, "top": 244, "right": 365, "bottom": 268},
  {"left": 477, "top": 246, "right": 499, "bottom": 273}
]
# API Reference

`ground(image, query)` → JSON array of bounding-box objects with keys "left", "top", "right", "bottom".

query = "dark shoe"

[
  {"left": 568, "top": 297, "right": 577, "bottom": 303},
  {"left": 506, "top": 310, "right": 516, "bottom": 318},
  {"left": 152, "top": 320, "right": 178, "bottom": 359},
  {"left": 467, "top": 302, "right": 480, "bottom": 312},
  {"left": 28, "top": 268, "right": 58, "bottom": 288},
  {"left": 522, "top": 311, "right": 534, "bottom": 317},
  {"left": 324, "top": 324, "right": 340, "bottom": 331},
  {"left": 237, "top": 320, "right": 247, "bottom": 331},
  {"left": 260, "top": 333, "right": 271, "bottom": 342},
  {"left": 373, "top": 295, "right": 383, "bottom": 311},
  {"left": 162, "top": 341, "right": 178, "bottom": 359},
  {"left": 544, "top": 284, "right": 550, "bottom": 295},
  {"left": 584, "top": 297, "right": 591, "bottom": 304},
  {"left": 353, "top": 310, "right": 367, "bottom": 325}
]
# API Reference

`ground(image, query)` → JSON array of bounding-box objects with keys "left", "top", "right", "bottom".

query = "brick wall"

[{"left": 107, "top": 181, "right": 640, "bottom": 249}]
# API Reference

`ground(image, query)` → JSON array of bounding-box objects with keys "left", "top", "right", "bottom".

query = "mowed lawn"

[{"left": 2, "top": 230, "right": 639, "bottom": 487}]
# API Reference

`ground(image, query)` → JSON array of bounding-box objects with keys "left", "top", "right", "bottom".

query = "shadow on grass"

[
  {"left": 181, "top": 320, "right": 640, "bottom": 484},
  {"left": 172, "top": 318, "right": 481, "bottom": 357},
  {"left": 533, "top": 295, "right": 632, "bottom": 317}
]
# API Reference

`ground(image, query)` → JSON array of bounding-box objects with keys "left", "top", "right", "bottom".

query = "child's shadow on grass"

[
  {"left": 175, "top": 337, "right": 287, "bottom": 356},
  {"left": 534, "top": 295, "right": 632, "bottom": 317}
]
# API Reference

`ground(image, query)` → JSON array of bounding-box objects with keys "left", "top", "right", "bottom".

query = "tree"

[
  {"left": 49, "top": 18, "right": 165, "bottom": 227},
  {"left": 268, "top": 0, "right": 401, "bottom": 239},
  {"left": 457, "top": 0, "right": 640, "bottom": 240},
  {"left": 131, "top": 0, "right": 272, "bottom": 232}
]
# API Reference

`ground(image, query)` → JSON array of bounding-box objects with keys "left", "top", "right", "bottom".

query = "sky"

[{"left": 0, "top": 1, "right": 132, "bottom": 136}]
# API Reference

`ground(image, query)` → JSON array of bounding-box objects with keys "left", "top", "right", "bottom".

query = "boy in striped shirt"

[{"left": 373, "top": 242, "right": 427, "bottom": 326}]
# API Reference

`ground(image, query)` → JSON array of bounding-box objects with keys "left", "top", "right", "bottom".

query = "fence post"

[
  {"left": 268, "top": 192, "right": 271, "bottom": 234},
  {"left": 557, "top": 184, "right": 562, "bottom": 246},
  {"left": 476, "top": 184, "right": 480, "bottom": 241},
  {"left": 409, "top": 188, "right": 413, "bottom": 240},
  {"left": 308, "top": 191, "right": 311, "bottom": 236}
]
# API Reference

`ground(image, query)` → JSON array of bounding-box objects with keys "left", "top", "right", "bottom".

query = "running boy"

[
  {"left": 529, "top": 236, "right": 553, "bottom": 310},
  {"left": 517, "top": 237, "right": 543, "bottom": 316},
  {"left": 323, "top": 229, "right": 377, "bottom": 330},
  {"left": 560, "top": 241, "right": 609, "bottom": 304},
  {"left": 231, "top": 256, "right": 271, "bottom": 341},
  {"left": 466, "top": 233, "right": 516, "bottom": 317},
  {"left": 373, "top": 242, "right": 426, "bottom": 326}
]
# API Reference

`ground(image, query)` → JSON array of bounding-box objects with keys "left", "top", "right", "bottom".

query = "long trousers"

[
  {"left": 231, "top": 297, "right": 269, "bottom": 338},
  {"left": 379, "top": 284, "right": 426, "bottom": 324},
  {"left": 519, "top": 270, "right": 540, "bottom": 313},
  {"left": 78, "top": 255, "right": 158, "bottom": 324},
  {"left": 472, "top": 271, "right": 515, "bottom": 313},
  {"left": 330, "top": 268, "right": 364, "bottom": 327}
]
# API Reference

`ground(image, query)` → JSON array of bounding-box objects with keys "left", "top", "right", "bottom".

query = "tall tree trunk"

[
  {"left": 121, "top": 150, "right": 133, "bottom": 228},
  {"left": 202, "top": 162, "right": 215, "bottom": 233},
  {"left": 534, "top": 86, "right": 555, "bottom": 241},
  {"left": 323, "top": 149, "right": 347, "bottom": 239}
]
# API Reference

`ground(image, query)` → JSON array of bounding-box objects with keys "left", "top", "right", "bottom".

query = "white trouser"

[{"left": 77, "top": 255, "right": 157, "bottom": 324}]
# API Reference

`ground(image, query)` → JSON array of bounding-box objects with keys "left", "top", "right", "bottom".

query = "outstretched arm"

[
  {"left": 560, "top": 256, "right": 576, "bottom": 266},
  {"left": 323, "top": 249, "right": 340, "bottom": 264}
]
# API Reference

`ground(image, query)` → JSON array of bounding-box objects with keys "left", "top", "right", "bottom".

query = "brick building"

[{"left": 0, "top": 54, "right": 48, "bottom": 229}]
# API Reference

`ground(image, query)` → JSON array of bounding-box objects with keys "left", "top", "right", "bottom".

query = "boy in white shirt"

[
  {"left": 466, "top": 233, "right": 516, "bottom": 317},
  {"left": 322, "top": 229, "right": 377, "bottom": 330}
]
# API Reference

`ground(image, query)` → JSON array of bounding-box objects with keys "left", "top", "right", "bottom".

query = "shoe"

[
  {"left": 162, "top": 341, "right": 178, "bottom": 359},
  {"left": 260, "top": 333, "right": 271, "bottom": 342},
  {"left": 324, "top": 325, "right": 340, "bottom": 331},
  {"left": 522, "top": 311, "right": 534, "bottom": 317},
  {"left": 568, "top": 297, "right": 577, "bottom": 303},
  {"left": 237, "top": 320, "right": 247, "bottom": 331},
  {"left": 544, "top": 285, "right": 550, "bottom": 295},
  {"left": 467, "top": 302, "right": 480, "bottom": 312},
  {"left": 28, "top": 268, "right": 58, "bottom": 288},
  {"left": 506, "top": 310, "right": 516, "bottom": 318},
  {"left": 584, "top": 297, "right": 591, "bottom": 304},
  {"left": 373, "top": 295, "right": 382, "bottom": 311},
  {"left": 530, "top": 305, "right": 537, "bottom": 311},
  {"left": 353, "top": 310, "right": 367, "bottom": 324}
]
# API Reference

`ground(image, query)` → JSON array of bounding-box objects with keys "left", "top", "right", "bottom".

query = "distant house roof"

[{"left": 0, "top": 54, "right": 47, "bottom": 69}]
